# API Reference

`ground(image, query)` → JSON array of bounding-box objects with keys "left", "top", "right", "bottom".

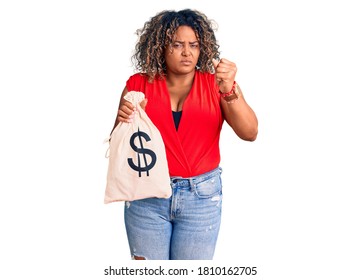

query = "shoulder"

[
  {"left": 127, "top": 73, "right": 147, "bottom": 83},
  {"left": 126, "top": 73, "right": 148, "bottom": 91},
  {"left": 126, "top": 73, "right": 164, "bottom": 84},
  {"left": 126, "top": 73, "right": 165, "bottom": 92}
]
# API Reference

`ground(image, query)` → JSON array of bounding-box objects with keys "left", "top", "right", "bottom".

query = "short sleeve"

[{"left": 126, "top": 73, "right": 147, "bottom": 93}]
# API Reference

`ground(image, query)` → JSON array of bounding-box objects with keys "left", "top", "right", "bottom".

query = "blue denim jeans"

[{"left": 124, "top": 167, "right": 223, "bottom": 260}]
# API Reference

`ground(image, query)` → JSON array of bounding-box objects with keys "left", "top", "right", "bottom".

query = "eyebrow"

[{"left": 174, "top": 40, "right": 199, "bottom": 44}]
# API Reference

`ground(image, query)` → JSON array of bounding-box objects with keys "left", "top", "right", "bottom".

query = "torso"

[
  {"left": 126, "top": 71, "right": 223, "bottom": 177},
  {"left": 167, "top": 78, "right": 194, "bottom": 112}
]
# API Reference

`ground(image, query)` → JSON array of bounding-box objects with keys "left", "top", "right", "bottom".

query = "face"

[{"left": 164, "top": 26, "right": 200, "bottom": 75}]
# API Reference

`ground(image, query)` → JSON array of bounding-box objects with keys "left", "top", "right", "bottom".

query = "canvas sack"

[{"left": 104, "top": 91, "right": 171, "bottom": 203}]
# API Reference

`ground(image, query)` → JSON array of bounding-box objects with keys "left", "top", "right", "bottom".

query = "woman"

[{"left": 112, "top": 9, "right": 258, "bottom": 260}]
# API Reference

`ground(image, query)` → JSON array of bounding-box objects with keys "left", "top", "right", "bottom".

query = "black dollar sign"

[{"left": 127, "top": 128, "right": 157, "bottom": 177}]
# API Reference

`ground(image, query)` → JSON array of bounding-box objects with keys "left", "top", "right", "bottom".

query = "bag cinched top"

[{"left": 104, "top": 91, "right": 171, "bottom": 203}]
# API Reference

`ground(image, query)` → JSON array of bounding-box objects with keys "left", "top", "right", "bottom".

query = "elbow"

[
  {"left": 240, "top": 129, "right": 258, "bottom": 142},
  {"left": 228, "top": 115, "right": 259, "bottom": 141},
  {"left": 247, "top": 132, "right": 258, "bottom": 142},
  {"left": 236, "top": 125, "right": 258, "bottom": 142}
]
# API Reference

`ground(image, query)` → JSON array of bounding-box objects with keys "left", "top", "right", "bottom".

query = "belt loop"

[{"left": 189, "top": 178, "right": 196, "bottom": 191}]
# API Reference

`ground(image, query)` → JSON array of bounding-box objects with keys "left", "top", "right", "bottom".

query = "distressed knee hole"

[{"left": 133, "top": 255, "right": 146, "bottom": 260}]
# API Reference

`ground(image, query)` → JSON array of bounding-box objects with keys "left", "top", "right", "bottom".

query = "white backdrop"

[{"left": 1, "top": 0, "right": 360, "bottom": 279}]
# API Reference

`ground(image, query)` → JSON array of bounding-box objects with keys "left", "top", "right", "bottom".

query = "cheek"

[
  {"left": 191, "top": 47, "right": 200, "bottom": 55},
  {"left": 165, "top": 49, "right": 180, "bottom": 60},
  {"left": 192, "top": 50, "right": 200, "bottom": 60},
  {"left": 165, "top": 47, "right": 173, "bottom": 55},
  {"left": 164, "top": 53, "right": 176, "bottom": 67}
]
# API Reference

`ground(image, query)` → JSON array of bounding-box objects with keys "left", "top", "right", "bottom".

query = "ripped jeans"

[{"left": 124, "top": 167, "right": 223, "bottom": 260}]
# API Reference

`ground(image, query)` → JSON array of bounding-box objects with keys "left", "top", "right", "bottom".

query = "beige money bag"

[{"left": 104, "top": 91, "right": 171, "bottom": 203}]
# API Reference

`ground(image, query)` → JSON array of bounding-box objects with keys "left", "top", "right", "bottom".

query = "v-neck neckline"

[{"left": 164, "top": 72, "right": 197, "bottom": 133}]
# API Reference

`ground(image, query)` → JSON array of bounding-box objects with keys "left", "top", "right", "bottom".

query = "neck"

[{"left": 166, "top": 70, "right": 196, "bottom": 87}]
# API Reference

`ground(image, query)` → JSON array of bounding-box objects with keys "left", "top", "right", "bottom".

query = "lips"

[{"left": 180, "top": 60, "right": 192, "bottom": 65}]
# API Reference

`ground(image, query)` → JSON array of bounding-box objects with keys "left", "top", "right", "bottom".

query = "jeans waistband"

[{"left": 170, "top": 167, "right": 222, "bottom": 187}]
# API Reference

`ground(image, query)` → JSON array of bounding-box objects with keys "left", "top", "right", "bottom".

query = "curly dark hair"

[{"left": 131, "top": 9, "right": 220, "bottom": 82}]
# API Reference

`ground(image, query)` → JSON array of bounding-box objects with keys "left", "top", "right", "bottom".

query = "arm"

[
  {"left": 220, "top": 83, "right": 258, "bottom": 141},
  {"left": 213, "top": 58, "right": 258, "bottom": 141}
]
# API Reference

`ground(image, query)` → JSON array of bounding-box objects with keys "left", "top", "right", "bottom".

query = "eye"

[
  {"left": 172, "top": 42, "right": 182, "bottom": 49},
  {"left": 190, "top": 43, "right": 199, "bottom": 49}
]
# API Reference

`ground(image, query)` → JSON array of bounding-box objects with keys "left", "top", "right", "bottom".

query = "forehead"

[{"left": 173, "top": 26, "right": 198, "bottom": 41}]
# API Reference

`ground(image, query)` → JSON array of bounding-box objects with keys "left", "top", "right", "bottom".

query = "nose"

[{"left": 182, "top": 45, "right": 191, "bottom": 56}]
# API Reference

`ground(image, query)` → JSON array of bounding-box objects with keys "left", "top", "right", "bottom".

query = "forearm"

[{"left": 221, "top": 85, "right": 258, "bottom": 141}]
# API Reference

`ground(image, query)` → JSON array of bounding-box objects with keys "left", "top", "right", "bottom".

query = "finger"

[
  {"left": 219, "top": 58, "right": 232, "bottom": 65},
  {"left": 218, "top": 58, "right": 237, "bottom": 70},
  {"left": 120, "top": 101, "right": 135, "bottom": 114},
  {"left": 118, "top": 107, "right": 134, "bottom": 120},
  {"left": 215, "top": 67, "right": 237, "bottom": 83},
  {"left": 217, "top": 62, "right": 236, "bottom": 71},
  {"left": 215, "top": 66, "right": 231, "bottom": 74},
  {"left": 118, "top": 108, "right": 132, "bottom": 118},
  {"left": 121, "top": 100, "right": 135, "bottom": 110},
  {"left": 219, "top": 58, "right": 237, "bottom": 67},
  {"left": 117, "top": 115, "right": 130, "bottom": 123},
  {"left": 118, "top": 102, "right": 136, "bottom": 123},
  {"left": 212, "top": 58, "right": 219, "bottom": 69},
  {"left": 215, "top": 71, "right": 236, "bottom": 81},
  {"left": 118, "top": 109, "right": 135, "bottom": 122}
]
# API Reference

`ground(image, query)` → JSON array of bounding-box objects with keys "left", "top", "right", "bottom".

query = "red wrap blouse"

[{"left": 126, "top": 71, "right": 224, "bottom": 177}]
